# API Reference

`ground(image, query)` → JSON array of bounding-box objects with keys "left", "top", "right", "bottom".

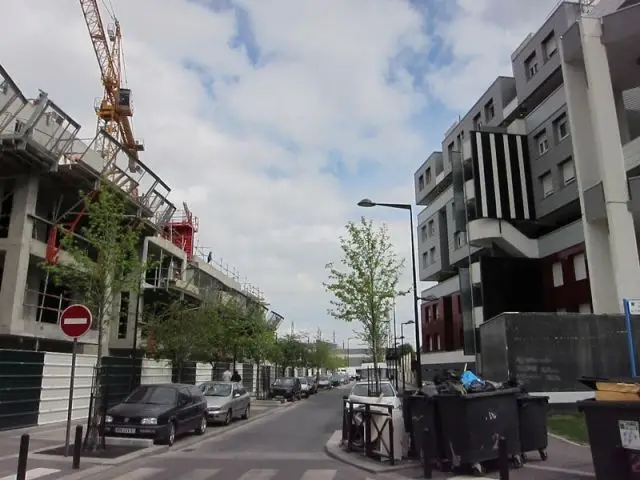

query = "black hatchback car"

[
  {"left": 270, "top": 377, "right": 302, "bottom": 401},
  {"left": 104, "top": 383, "right": 207, "bottom": 446}
]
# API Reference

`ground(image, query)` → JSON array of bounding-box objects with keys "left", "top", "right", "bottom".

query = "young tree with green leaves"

[
  {"left": 324, "top": 217, "right": 404, "bottom": 390},
  {"left": 43, "top": 183, "right": 147, "bottom": 449}
]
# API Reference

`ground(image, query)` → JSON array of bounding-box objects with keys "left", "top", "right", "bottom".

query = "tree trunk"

[{"left": 86, "top": 303, "right": 106, "bottom": 451}]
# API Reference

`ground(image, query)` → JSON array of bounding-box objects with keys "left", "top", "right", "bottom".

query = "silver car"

[{"left": 198, "top": 381, "right": 251, "bottom": 425}]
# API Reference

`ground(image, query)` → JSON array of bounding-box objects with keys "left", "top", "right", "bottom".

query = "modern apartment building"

[
  {"left": 415, "top": 0, "right": 640, "bottom": 370},
  {"left": 0, "top": 63, "right": 279, "bottom": 355}
]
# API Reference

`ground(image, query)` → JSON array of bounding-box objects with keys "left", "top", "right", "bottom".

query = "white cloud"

[{"left": 0, "top": 0, "right": 561, "bottom": 350}]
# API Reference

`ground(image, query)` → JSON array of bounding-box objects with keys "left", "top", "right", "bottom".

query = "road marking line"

[
  {"left": 300, "top": 469, "right": 337, "bottom": 480},
  {"left": 237, "top": 469, "right": 278, "bottom": 480},
  {"left": 63, "top": 317, "right": 88, "bottom": 325},
  {"left": 524, "top": 464, "right": 595, "bottom": 477},
  {"left": 0, "top": 468, "right": 60, "bottom": 480},
  {"left": 105, "top": 467, "right": 164, "bottom": 480},
  {"left": 180, "top": 469, "right": 220, "bottom": 479}
]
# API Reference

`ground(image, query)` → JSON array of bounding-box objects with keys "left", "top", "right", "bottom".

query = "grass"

[{"left": 547, "top": 412, "right": 590, "bottom": 445}]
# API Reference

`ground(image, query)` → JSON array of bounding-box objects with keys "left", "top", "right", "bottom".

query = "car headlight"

[
  {"left": 104, "top": 415, "right": 113, "bottom": 424},
  {"left": 140, "top": 418, "right": 157, "bottom": 425}
]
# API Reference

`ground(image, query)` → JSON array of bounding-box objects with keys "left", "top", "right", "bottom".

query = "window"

[
  {"left": 422, "top": 252, "right": 428, "bottom": 268},
  {"left": 435, "top": 306, "right": 440, "bottom": 321},
  {"left": 420, "top": 225, "right": 427, "bottom": 242},
  {"left": 426, "top": 308, "right": 431, "bottom": 323},
  {"left": 555, "top": 113, "right": 569, "bottom": 140},
  {"left": 118, "top": 291, "right": 130, "bottom": 339},
  {"left": 435, "top": 334, "right": 441, "bottom": 351},
  {"left": 428, "top": 220, "right": 435, "bottom": 237},
  {"left": 455, "top": 231, "right": 466, "bottom": 249},
  {"left": 560, "top": 158, "right": 575, "bottom": 186},
  {"left": 428, "top": 335, "right": 433, "bottom": 351},
  {"left": 579, "top": 303, "right": 592, "bottom": 314},
  {"left": 573, "top": 253, "right": 587, "bottom": 281},
  {"left": 543, "top": 32, "right": 558, "bottom": 60},
  {"left": 473, "top": 113, "right": 482, "bottom": 130},
  {"left": 425, "top": 167, "right": 432, "bottom": 184},
  {"left": 484, "top": 99, "right": 495, "bottom": 122},
  {"left": 540, "top": 172, "right": 553, "bottom": 198},
  {"left": 535, "top": 129, "right": 549, "bottom": 155},
  {"left": 525, "top": 52, "right": 538, "bottom": 79},
  {"left": 418, "top": 174, "right": 425, "bottom": 190},
  {"left": 429, "top": 247, "right": 436, "bottom": 265},
  {"left": 552, "top": 262, "right": 564, "bottom": 287}
]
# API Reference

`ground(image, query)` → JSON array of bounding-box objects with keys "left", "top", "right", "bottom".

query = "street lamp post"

[
  {"left": 358, "top": 198, "right": 423, "bottom": 388},
  {"left": 397, "top": 335, "right": 406, "bottom": 391},
  {"left": 347, "top": 337, "right": 353, "bottom": 368}
]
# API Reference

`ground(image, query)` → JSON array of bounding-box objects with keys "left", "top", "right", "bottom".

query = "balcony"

[{"left": 467, "top": 218, "right": 539, "bottom": 258}]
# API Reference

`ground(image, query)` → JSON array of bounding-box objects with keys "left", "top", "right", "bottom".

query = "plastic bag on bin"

[{"left": 460, "top": 370, "right": 485, "bottom": 389}]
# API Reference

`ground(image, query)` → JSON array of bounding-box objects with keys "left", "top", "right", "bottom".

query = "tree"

[
  {"left": 309, "top": 341, "right": 331, "bottom": 371},
  {"left": 276, "top": 334, "right": 306, "bottom": 376},
  {"left": 325, "top": 354, "right": 347, "bottom": 372},
  {"left": 324, "top": 217, "right": 404, "bottom": 390},
  {"left": 43, "top": 184, "right": 147, "bottom": 449}
]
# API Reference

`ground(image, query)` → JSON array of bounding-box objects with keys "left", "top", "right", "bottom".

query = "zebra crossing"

[{"left": 0, "top": 466, "right": 382, "bottom": 480}]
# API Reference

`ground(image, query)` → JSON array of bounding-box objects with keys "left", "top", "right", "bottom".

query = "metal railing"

[{"left": 341, "top": 398, "right": 397, "bottom": 465}]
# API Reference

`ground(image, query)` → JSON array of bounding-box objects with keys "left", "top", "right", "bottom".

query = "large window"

[
  {"left": 552, "top": 262, "right": 564, "bottom": 287},
  {"left": 540, "top": 172, "right": 553, "bottom": 198},
  {"left": 560, "top": 158, "right": 575, "bottom": 186},
  {"left": 535, "top": 129, "right": 549, "bottom": 156},
  {"left": 573, "top": 253, "right": 587, "bottom": 281}
]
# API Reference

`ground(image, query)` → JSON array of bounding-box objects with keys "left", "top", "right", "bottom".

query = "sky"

[{"left": 1, "top": 0, "right": 561, "bottom": 348}]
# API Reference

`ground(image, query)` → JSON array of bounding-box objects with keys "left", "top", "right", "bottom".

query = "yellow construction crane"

[{"left": 79, "top": 0, "right": 143, "bottom": 171}]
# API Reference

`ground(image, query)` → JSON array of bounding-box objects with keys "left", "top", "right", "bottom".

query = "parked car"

[
  {"left": 104, "top": 383, "right": 207, "bottom": 446},
  {"left": 330, "top": 374, "right": 342, "bottom": 387},
  {"left": 270, "top": 377, "right": 302, "bottom": 401},
  {"left": 348, "top": 380, "right": 401, "bottom": 409},
  {"left": 298, "top": 377, "right": 311, "bottom": 397},
  {"left": 198, "top": 381, "right": 251, "bottom": 425},
  {"left": 306, "top": 376, "right": 318, "bottom": 394},
  {"left": 317, "top": 375, "right": 332, "bottom": 390}
]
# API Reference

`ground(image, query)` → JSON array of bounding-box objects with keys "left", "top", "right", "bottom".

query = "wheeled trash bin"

[
  {"left": 436, "top": 388, "right": 523, "bottom": 475},
  {"left": 409, "top": 395, "right": 445, "bottom": 470},
  {"left": 517, "top": 394, "right": 549, "bottom": 462}
]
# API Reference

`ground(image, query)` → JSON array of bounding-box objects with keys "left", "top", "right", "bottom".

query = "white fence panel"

[{"left": 141, "top": 359, "right": 172, "bottom": 384}]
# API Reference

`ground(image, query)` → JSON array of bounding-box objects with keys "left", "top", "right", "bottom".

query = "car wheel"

[
  {"left": 242, "top": 405, "right": 250, "bottom": 420},
  {"left": 224, "top": 409, "right": 232, "bottom": 426},
  {"left": 166, "top": 421, "right": 176, "bottom": 446},
  {"left": 195, "top": 414, "right": 207, "bottom": 435}
]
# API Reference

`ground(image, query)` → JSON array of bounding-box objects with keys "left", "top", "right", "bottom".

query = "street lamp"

[
  {"left": 357, "top": 198, "right": 423, "bottom": 388},
  {"left": 347, "top": 337, "right": 353, "bottom": 368}
]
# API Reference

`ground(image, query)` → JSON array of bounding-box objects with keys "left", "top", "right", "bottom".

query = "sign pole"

[
  {"left": 64, "top": 338, "right": 78, "bottom": 457},
  {"left": 623, "top": 299, "right": 638, "bottom": 378}
]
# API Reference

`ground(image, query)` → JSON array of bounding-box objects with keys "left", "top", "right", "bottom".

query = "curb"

[
  {"left": 323, "top": 430, "right": 419, "bottom": 474},
  {"left": 548, "top": 432, "right": 589, "bottom": 448},
  {"left": 10, "top": 401, "right": 290, "bottom": 467}
]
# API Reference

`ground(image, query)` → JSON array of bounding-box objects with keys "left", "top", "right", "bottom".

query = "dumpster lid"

[
  {"left": 437, "top": 387, "right": 522, "bottom": 399},
  {"left": 579, "top": 376, "right": 640, "bottom": 391}
]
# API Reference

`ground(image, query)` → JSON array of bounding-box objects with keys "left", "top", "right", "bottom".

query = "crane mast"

[{"left": 79, "top": 0, "right": 142, "bottom": 171}]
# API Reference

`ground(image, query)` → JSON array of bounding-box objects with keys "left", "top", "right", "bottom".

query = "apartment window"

[
  {"left": 543, "top": 32, "right": 558, "bottom": 60},
  {"left": 454, "top": 231, "right": 466, "bottom": 249},
  {"left": 484, "top": 99, "right": 495, "bottom": 122},
  {"left": 540, "top": 172, "right": 553, "bottom": 198},
  {"left": 525, "top": 52, "right": 539, "bottom": 79},
  {"left": 435, "top": 334, "right": 441, "bottom": 351},
  {"left": 14, "top": 120, "right": 24, "bottom": 133},
  {"left": 573, "top": 253, "right": 587, "bottom": 281},
  {"left": 118, "top": 291, "right": 130, "bottom": 339},
  {"left": 428, "top": 335, "right": 433, "bottom": 351},
  {"left": 535, "top": 129, "right": 549, "bottom": 155},
  {"left": 560, "top": 158, "right": 575, "bottom": 186},
  {"left": 552, "top": 262, "right": 564, "bottom": 287},
  {"left": 555, "top": 113, "right": 569, "bottom": 141},
  {"left": 579, "top": 303, "right": 592, "bottom": 314},
  {"left": 435, "top": 306, "right": 440, "bottom": 321},
  {"left": 425, "top": 167, "right": 432, "bottom": 184},
  {"left": 418, "top": 174, "right": 425, "bottom": 190},
  {"left": 429, "top": 247, "right": 436, "bottom": 265},
  {"left": 0, "top": 81, "right": 8, "bottom": 94},
  {"left": 428, "top": 219, "right": 435, "bottom": 237},
  {"left": 420, "top": 225, "right": 427, "bottom": 242},
  {"left": 422, "top": 252, "right": 428, "bottom": 268},
  {"left": 473, "top": 113, "right": 482, "bottom": 130}
]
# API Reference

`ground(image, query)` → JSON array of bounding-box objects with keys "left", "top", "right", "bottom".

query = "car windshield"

[
  {"left": 299, "top": 378, "right": 308, "bottom": 384},
  {"left": 275, "top": 378, "right": 294, "bottom": 386},
  {"left": 319, "top": 376, "right": 328, "bottom": 381},
  {"left": 124, "top": 386, "right": 177, "bottom": 405},
  {"left": 200, "top": 383, "right": 232, "bottom": 397},
  {"left": 307, "top": 377, "right": 315, "bottom": 382},
  {"left": 351, "top": 382, "right": 395, "bottom": 397}
]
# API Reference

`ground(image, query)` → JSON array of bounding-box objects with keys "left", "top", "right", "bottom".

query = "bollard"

[
  {"left": 16, "top": 434, "right": 30, "bottom": 480},
  {"left": 422, "top": 428, "right": 432, "bottom": 479},
  {"left": 498, "top": 436, "right": 509, "bottom": 480},
  {"left": 72, "top": 425, "right": 83, "bottom": 469}
]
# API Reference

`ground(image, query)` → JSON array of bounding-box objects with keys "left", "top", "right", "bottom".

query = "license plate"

[{"left": 114, "top": 427, "right": 136, "bottom": 434}]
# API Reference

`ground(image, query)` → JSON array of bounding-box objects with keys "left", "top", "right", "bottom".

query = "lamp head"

[{"left": 357, "top": 198, "right": 376, "bottom": 208}]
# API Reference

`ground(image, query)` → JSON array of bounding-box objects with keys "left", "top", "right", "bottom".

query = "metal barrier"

[{"left": 341, "top": 398, "right": 396, "bottom": 465}]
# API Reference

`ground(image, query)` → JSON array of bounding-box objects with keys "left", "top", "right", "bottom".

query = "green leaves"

[{"left": 324, "top": 216, "right": 404, "bottom": 382}]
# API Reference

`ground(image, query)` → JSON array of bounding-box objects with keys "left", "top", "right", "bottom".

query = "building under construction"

[{"left": 0, "top": 63, "right": 282, "bottom": 355}]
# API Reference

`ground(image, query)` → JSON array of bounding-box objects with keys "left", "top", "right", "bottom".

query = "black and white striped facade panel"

[{"left": 470, "top": 131, "right": 536, "bottom": 221}]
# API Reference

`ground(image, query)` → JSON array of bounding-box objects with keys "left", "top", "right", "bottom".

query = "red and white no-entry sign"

[{"left": 59, "top": 304, "right": 93, "bottom": 339}]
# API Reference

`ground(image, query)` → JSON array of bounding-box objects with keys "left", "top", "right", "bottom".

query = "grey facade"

[{"left": 414, "top": 0, "right": 640, "bottom": 357}]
